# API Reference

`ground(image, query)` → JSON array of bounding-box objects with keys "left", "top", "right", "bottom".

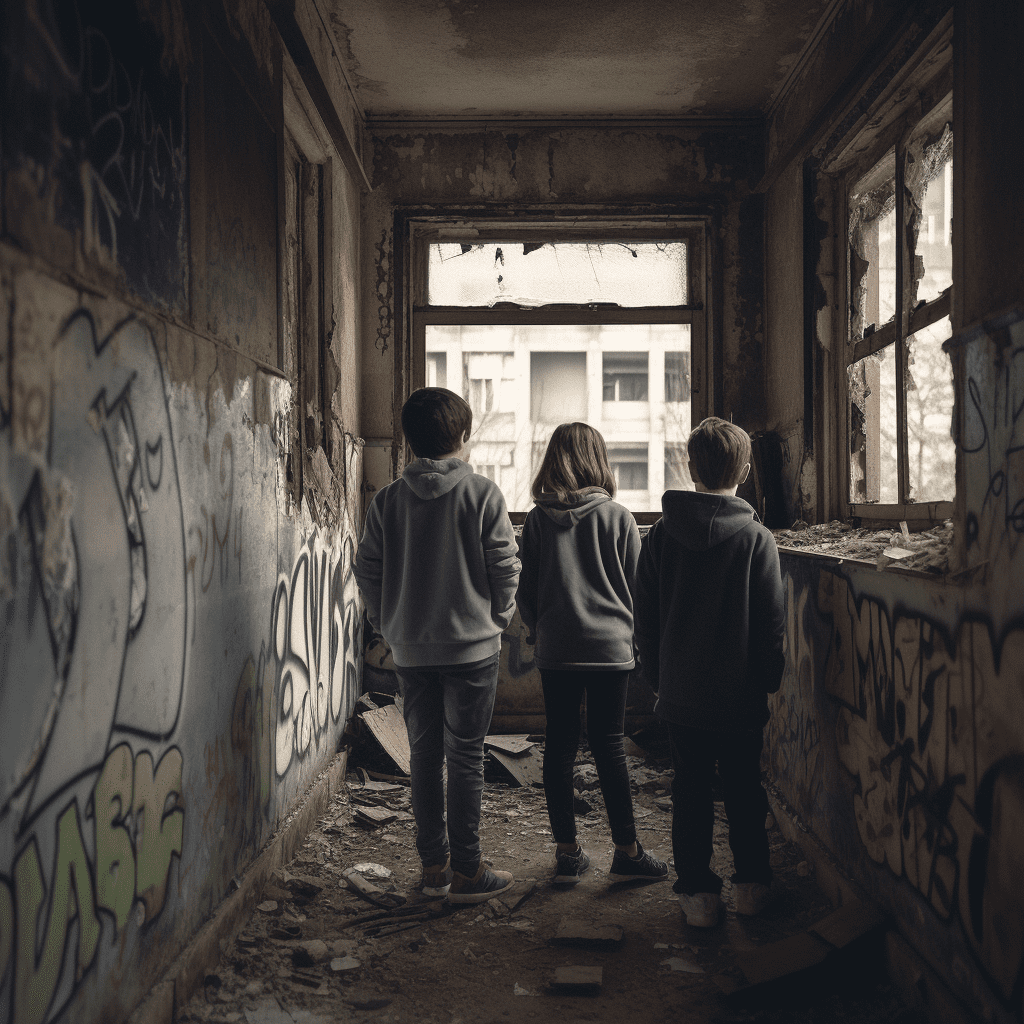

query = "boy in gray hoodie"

[
  {"left": 354, "top": 388, "right": 521, "bottom": 903},
  {"left": 635, "top": 417, "right": 785, "bottom": 928}
]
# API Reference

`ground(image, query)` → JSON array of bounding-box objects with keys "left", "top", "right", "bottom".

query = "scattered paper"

[{"left": 513, "top": 983, "right": 530, "bottom": 996}]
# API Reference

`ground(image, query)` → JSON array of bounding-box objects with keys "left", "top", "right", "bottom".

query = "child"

[
  {"left": 516, "top": 422, "right": 668, "bottom": 885},
  {"left": 354, "top": 388, "right": 521, "bottom": 903},
  {"left": 634, "top": 417, "right": 785, "bottom": 927}
]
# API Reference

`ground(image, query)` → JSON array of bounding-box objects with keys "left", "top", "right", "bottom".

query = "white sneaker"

[
  {"left": 678, "top": 891, "right": 720, "bottom": 927},
  {"left": 734, "top": 882, "right": 771, "bottom": 916}
]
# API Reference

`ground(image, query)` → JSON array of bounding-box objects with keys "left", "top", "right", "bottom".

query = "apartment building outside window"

[{"left": 407, "top": 217, "right": 710, "bottom": 519}]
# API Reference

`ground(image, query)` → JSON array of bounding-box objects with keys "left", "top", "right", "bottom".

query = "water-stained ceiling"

[{"left": 322, "top": 0, "right": 836, "bottom": 123}]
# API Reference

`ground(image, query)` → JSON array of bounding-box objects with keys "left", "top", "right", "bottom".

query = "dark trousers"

[
  {"left": 541, "top": 669, "right": 637, "bottom": 848},
  {"left": 395, "top": 653, "right": 499, "bottom": 876},
  {"left": 666, "top": 723, "right": 772, "bottom": 895}
]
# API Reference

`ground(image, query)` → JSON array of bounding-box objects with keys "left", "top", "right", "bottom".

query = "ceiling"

[{"left": 322, "top": 0, "right": 837, "bottom": 124}]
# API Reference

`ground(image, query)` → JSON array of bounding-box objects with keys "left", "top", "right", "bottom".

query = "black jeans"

[
  {"left": 541, "top": 669, "right": 637, "bottom": 847},
  {"left": 666, "top": 723, "right": 772, "bottom": 895}
]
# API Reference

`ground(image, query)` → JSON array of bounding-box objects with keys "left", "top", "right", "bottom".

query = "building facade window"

[{"left": 409, "top": 218, "right": 710, "bottom": 519}]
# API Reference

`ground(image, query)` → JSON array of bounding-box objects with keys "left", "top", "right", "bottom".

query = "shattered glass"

[
  {"left": 906, "top": 316, "right": 955, "bottom": 502},
  {"left": 427, "top": 242, "right": 687, "bottom": 307}
]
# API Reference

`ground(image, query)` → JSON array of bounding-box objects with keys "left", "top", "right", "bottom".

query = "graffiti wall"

[
  {"left": 768, "top": 314, "right": 1024, "bottom": 1024},
  {"left": 0, "top": 271, "right": 362, "bottom": 1024}
]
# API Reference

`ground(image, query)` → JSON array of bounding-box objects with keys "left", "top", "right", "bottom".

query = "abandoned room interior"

[{"left": 1, "top": 0, "right": 1022, "bottom": 1021}]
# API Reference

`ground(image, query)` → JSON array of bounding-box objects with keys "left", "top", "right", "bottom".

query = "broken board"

[
  {"left": 487, "top": 745, "right": 543, "bottom": 786},
  {"left": 552, "top": 966, "right": 602, "bottom": 993},
  {"left": 484, "top": 734, "right": 536, "bottom": 755},
  {"left": 359, "top": 705, "right": 411, "bottom": 774},
  {"left": 549, "top": 919, "right": 624, "bottom": 950}
]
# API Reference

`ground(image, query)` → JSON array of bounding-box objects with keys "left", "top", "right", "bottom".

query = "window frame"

[
  {"left": 817, "top": 21, "right": 955, "bottom": 528},
  {"left": 403, "top": 213, "right": 712, "bottom": 523},
  {"left": 281, "top": 58, "right": 337, "bottom": 509}
]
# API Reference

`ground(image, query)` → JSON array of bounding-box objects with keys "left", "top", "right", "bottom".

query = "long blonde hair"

[{"left": 531, "top": 422, "right": 616, "bottom": 502}]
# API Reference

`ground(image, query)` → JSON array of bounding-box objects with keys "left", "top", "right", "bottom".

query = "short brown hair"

[
  {"left": 686, "top": 417, "right": 751, "bottom": 490},
  {"left": 531, "top": 422, "right": 616, "bottom": 502},
  {"left": 401, "top": 388, "right": 473, "bottom": 459}
]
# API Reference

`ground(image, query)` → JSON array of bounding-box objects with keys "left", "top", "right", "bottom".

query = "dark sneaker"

[
  {"left": 608, "top": 841, "right": 669, "bottom": 882},
  {"left": 448, "top": 861, "right": 515, "bottom": 904},
  {"left": 553, "top": 846, "right": 590, "bottom": 884},
  {"left": 420, "top": 857, "right": 453, "bottom": 897}
]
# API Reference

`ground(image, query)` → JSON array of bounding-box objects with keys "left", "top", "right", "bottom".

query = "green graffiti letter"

[
  {"left": 133, "top": 749, "right": 183, "bottom": 921},
  {"left": 15, "top": 808, "right": 100, "bottom": 1024},
  {"left": 93, "top": 744, "right": 137, "bottom": 932}
]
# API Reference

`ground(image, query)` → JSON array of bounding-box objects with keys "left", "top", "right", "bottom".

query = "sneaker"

[
  {"left": 608, "top": 841, "right": 669, "bottom": 882},
  {"left": 734, "top": 881, "right": 772, "bottom": 916},
  {"left": 553, "top": 846, "right": 590, "bottom": 884},
  {"left": 678, "top": 892, "right": 721, "bottom": 928},
  {"left": 448, "top": 861, "right": 515, "bottom": 904},
  {"left": 420, "top": 858, "right": 453, "bottom": 897}
]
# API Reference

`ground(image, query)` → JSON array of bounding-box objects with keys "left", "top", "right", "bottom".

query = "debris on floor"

[
  {"left": 774, "top": 518, "right": 952, "bottom": 573},
  {"left": 173, "top": 740, "right": 917, "bottom": 1024}
]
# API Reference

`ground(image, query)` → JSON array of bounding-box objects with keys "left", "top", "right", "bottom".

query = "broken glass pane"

[
  {"left": 908, "top": 128, "right": 952, "bottom": 307},
  {"left": 849, "top": 345, "right": 898, "bottom": 504},
  {"left": 849, "top": 150, "right": 896, "bottom": 342},
  {"left": 427, "top": 242, "right": 687, "bottom": 307},
  {"left": 906, "top": 316, "right": 955, "bottom": 502},
  {"left": 426, "top": 322, "right": 690, "bottom": 512}
]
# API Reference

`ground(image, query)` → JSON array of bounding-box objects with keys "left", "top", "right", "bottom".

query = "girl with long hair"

[{"left": 516, "top": 422, "right": 668, "bottom": 884}]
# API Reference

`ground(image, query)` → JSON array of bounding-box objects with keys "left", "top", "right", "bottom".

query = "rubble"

[{"left": 774, "top": 518, "right": 953, "bottom": 574}]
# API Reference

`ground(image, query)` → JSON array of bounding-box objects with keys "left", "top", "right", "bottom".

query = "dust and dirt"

[
  {"left": 773, "top": 519, "right": 953, "bottom": 574},
  {"left": 174, "top": 735, "right": 922, "bottom": 1024}
]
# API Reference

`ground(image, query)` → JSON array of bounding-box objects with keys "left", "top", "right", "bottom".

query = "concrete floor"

[{"left": 173, "top": 740, "right": 924, "bottom": 1024}]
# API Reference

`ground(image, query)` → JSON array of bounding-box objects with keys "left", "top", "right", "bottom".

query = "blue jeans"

[{"left": 395, "top": 653, "right": 499, "bottom": 875}]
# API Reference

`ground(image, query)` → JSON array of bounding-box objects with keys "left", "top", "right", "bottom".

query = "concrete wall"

[
  {"left": 762, "top": 3, "right": 1024, "bottom": 1021},
  {"left": 0, "top": 3, "right": 363, "bottom": 1023}
]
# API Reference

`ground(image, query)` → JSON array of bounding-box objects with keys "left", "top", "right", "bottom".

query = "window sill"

[{"left": 847, "top": 501, "right": 953, "bottom": 527}]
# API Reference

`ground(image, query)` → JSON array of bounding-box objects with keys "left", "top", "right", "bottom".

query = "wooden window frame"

[
  {"left": 403, "top": 213, "right": 713, "bottom": 523},
  {"left": 815, "top": 18, "right": 955, "bottom": 528}
]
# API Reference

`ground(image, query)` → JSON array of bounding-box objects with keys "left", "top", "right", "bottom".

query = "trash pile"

[{"left": 773, "top": 518, "right": 953, "bottom": 574}]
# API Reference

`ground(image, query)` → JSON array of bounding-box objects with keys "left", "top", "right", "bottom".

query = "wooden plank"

[
  {"left": 359, "top": 705, "right": 411, "bottom": 774},
  {"left": 808, "top": 900, "right": 886, "bottom": 949},
  {"left": 735, "top": 932, "right": 831, "bottom": 987},
  {"left": 552, "top": 966, "right": 603, "bottom": 993},
  {"left": 549, "top": 919, "right": 624, "bottom": 949},
  {"left": 487, "top": 746, "right": 543, "bottom": 787},
  {"left": 484, "top": 734, "right": 536, "bottom": 755}
]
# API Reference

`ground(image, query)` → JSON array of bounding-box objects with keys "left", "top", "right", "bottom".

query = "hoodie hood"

[
  {"left": 402, "top": 458, "right": 474, "bottom": 500},
  {"left": 661, "top": 490, "right": 755, "bottom": 551},
  {"left": 534, "top": 487, "right": 611, "bottom": 527}
]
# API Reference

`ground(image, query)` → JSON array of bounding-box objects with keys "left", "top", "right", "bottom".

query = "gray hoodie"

[
  {"left": 354, "top": 458, "right": 521, "bottom": 667},
  {"left": 634, "top": 490, "right": 785, "bottom": 731},
  {"left": 516, "top": 488, "right": 640, "bottom": 671}
]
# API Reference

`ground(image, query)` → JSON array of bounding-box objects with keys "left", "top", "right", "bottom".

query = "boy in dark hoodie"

[
  {"left": 634, "top": 417, "right": 785, "bottom": 927},
  {"left": 354, "top": 388, "right": 521, "bottom": 903}
]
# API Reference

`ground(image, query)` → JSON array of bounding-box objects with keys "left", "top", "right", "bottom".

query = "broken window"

[
  {"left": 846, "top": 109, "right": 954, "bottom": 515},
  {"left": 413, "top": 222, "right": 706, "bottom": 518}
]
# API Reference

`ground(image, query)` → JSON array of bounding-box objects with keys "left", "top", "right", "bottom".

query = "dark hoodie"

[
  {"left": 516, "top": 488, "right": 640, "bottom": 671},
  {"left": 634, "top": 490, "right": 785, "bottom": 731}
]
